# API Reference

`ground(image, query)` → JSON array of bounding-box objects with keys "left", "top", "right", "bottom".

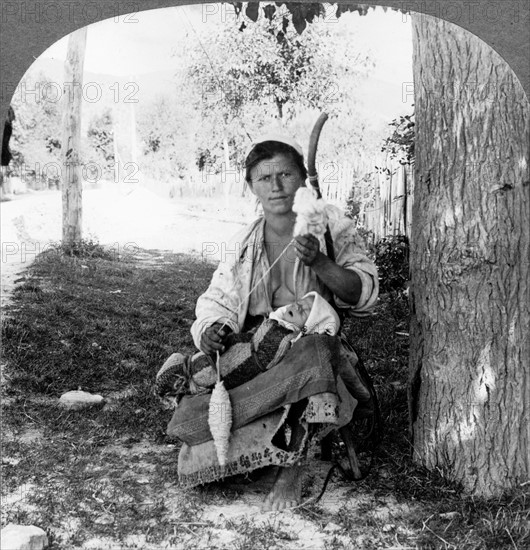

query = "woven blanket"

[{"left": 155, "top": 318, "right": 299, "bottom": 406}]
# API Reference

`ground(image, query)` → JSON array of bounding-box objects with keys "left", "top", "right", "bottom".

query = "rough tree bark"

[
  {"left": 409, "top": 14, "right": 530, "bottom": 497},
  {"left": 61, "top": 27, "right": 87, "bottom": 245}
]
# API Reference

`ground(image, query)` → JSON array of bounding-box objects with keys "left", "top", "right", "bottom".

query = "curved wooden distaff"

[
  {"left": 307, "top": 112, "right": 329, "bottom": 198},
  {"left": 293, "top": 113, "right": 329, "bottom": 306}
]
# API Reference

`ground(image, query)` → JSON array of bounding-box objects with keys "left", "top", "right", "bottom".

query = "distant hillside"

[
  {"left": 21, "top": 54, "right": 410, "bottom": 118},
  {"left": 15, "top": 53, "right": 411, "bottom": 161},
  {"left": 21, "top": 58, "right": 176, "bottom": 108}
]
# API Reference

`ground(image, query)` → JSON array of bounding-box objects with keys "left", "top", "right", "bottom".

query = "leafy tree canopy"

[
  {"left": 10, "top": 71, "right": 62, "bottom": 185},
  {"left": 231, "top": 2, "right": 390, "bottom": 35},
  {"left": 183, "top": 2, "right": 376, "bottom": 169}
]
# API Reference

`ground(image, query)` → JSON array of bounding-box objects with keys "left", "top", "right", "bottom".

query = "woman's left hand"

[{"left": 294, "top": 234, "right": 321, "bottom": 266}]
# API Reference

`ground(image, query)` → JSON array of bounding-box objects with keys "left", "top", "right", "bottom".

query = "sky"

[{"left": 39, "top": 3, "right": 413, "bottom": 88}]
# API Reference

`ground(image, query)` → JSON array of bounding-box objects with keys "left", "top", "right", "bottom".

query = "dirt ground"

[
  {"left": 1, "top": 187, "right": 249, "bottom": 307},
  {"left": 3, "top": 419, "right": 411, "bottom": 549}
]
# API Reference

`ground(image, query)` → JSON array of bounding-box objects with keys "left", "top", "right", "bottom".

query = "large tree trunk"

[
  {"left": 61, "top": 27, "right": 87, "bottom": 245},
  {"left": 409, "top": 14, "right": 530, "bottom": 497}
]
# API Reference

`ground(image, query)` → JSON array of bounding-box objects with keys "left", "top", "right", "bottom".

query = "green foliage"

[
  {"left": 345, "top": 172, "right": 376, "bottom": 222},
  {"left": 345, "top": 193, "right": 361, "bottom": 220},
  {"left": 356, "top": 226, "right": 377, "bottom": 255},
  {"left": 11, "top": 73, "right": 119, "bottom": 188},
  {"left": 137, "top": 94, "right": 194, "bottom": 183},
  {"left": 184, "top": 4, "right": 375, "bottom": 172},
  {"left": 188, "top": 7, "right": 358, "bottom": 122},
  {"left": 10, "top": 71, "right": 62, "bottom": 188},
  {"left": 381, "top": 112, "right": 415, "bottom": 166},
  {"left": 86, "top": 108, "right": 115, "bottom": 178},
  {"left": 374, "top": 235, "right": 410, "bottom": 293},
  {"left": 50, "top": 238, "right": 115, "bottom": 260},
  {"left": 195, "top": 147, "right": 218, "bottom": 172},
  {"left": 231, "top": 2, "right": 388, "bottom": 36}
]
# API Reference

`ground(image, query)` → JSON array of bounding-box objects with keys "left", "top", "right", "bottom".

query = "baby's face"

[{"left": 283, "top": 296, "right": 315, "bottom": 328}]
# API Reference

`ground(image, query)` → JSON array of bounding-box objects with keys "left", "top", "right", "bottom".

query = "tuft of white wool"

[
  {"left": 208, "top": 380, "right": 232, "bottom": 467},
  {"left": 293, "top": 187, "right": 328, "bottom": 237}
]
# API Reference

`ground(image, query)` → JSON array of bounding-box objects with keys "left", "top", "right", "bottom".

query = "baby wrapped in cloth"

[{"left": 155, "top": 291, "right": 340, "bottom": 404}]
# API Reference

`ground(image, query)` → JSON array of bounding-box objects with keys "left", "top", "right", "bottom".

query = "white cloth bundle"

[
  {"left": 302, "top": 291, "right": 340, "bottom": 335},
  {"left": 269, "top": 291, "right": 341, "bottom": 336}
]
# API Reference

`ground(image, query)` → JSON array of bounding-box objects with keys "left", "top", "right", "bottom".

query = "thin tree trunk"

[
  {"left": 275, "top": 99, "right": 284, "bottom": 121},
  {"left": 61, "top": 27, "right": 87, "bottom": 245},
  {"left": 129, "top": 82, "right": 139, "bottom": 187},
  {"left": 222, "top": 135, "right": 231, "bottom": 206},
  {"left": 112, "top": 104, "right": 120, "bottom": 183},
  {"left": 409, "top": 14, "right": 530, "bottom": 496},
  {"left": 403, "top": 166, "right": 408, "bottom": 237}
]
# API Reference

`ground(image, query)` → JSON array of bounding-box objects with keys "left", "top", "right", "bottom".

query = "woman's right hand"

[{"left": 200, "top": 323, "right": 230, "bottom": 355}]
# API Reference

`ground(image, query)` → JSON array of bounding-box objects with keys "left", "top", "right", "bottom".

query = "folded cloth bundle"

[{"left": 269, "top": 291, "right": 340, "bottom": 336}]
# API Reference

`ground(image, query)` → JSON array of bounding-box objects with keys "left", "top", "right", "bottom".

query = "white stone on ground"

[
  {"left": 93, "top": 514, "right": 114, "bottom": 526},
  {"left": 59, "top": 390, "right": 105, "bottom": 410},
  {"left": 0, "top": 524, "right": 48, "bottom": 550}
]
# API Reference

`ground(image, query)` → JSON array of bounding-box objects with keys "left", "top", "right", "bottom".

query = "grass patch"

[
  {"left": 1, "top": 248, "right": 214, "bottom": 547},
  {"left": 51, "top": 237, "right": 118, "bottom": 261},
  {"left": 1, "top": 247, "right": 208, "bottom": 438},
  {"left": 1, "top": 248, "right": 528, "bottom": 549}
]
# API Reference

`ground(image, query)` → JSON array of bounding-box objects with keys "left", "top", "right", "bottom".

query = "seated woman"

[{"left": 161, "top": 134, "right": 378, "bottom": 511}]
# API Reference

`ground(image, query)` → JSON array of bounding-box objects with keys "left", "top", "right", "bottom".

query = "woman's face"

[{"left": 249, "top": 153, "right": 305, "bottom": 216}]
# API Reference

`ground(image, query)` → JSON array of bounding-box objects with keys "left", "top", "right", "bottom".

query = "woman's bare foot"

[{"left": 261, "top": 464, "right": 303, "bottom": 512}]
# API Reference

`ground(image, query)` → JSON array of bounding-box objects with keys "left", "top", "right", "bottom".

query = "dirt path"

[
  {"left": 3, "top": 420, "right": 412, "bottom": 550},
  {"left": 1, "top": 188, "right": 247, "bottom": 306}
]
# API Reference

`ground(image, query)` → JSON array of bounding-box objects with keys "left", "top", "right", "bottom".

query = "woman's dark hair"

[{"left": 245, "top": 141, "right": 307, "bottom": 184}]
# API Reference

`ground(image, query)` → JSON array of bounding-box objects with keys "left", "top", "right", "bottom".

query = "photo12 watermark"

[
  {"left": 1, "top": 241, "right": 140, "bottom": 264},
  {"left": 8, "top": 79, "right": 139, "bottom": 105},
  {"left": 199, "top": 160, "right": 343, "bottom": 186},
  {"left": 399, "top": 1, "right": 528, "bottom": 25},
  {"left": 9, "top": 160, "right": 140, "bottom": 187},
  {"left": 1, "top": 1, "right": 140, "bottom": 24},
  {"left": 201, "top": 238, "right": 312, "bottom": 265},
  {"left": 402, "top": 79, "right": 508, "bottom": 104},
  {"left": 201, "top": 2, "right": 340, "bottom": 25}
]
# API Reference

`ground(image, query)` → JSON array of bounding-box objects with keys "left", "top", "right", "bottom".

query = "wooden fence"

[
  {"left": 317, "top": 156, "right": 414, "bottom": 242},
  {"left": 141, "top": 155, "right": 414, "bottom": 243},
  {"left": 358, "top": 161, "right": 414, "bottom": 242}
]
